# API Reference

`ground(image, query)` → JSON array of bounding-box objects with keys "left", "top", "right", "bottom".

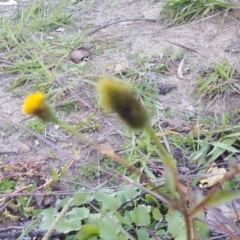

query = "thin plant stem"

[
  {"left": 146, "top": 125, "right": 175, "bottom": 170},
  {"left": 42, "top": 197, "right": 74, "bottom": 240}
]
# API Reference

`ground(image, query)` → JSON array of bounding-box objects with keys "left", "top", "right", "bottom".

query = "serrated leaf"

[
  {"left": 76, "top": 224, "right": 100, "bottom": 240},
  {"left": 99, "top": 216, "right": 120, "bottom": 240},
  {"left": 116, "top": 188, "right": 138, "bottom": 202},
  {"left": 55, "top": 219, "right": 82, "bottom": 233},
  {"left": 136, "top": 228, "right": 149, "bottom": 240},
  {"left": 67, "top": 207, "right": 90, "bottom": 219},
  {"left": 39, "top": 218, "right": 55, "bottom": 230},
  {"left": 60, "top": 197, "right": 72, "bottom": 208},
  {"left": 102, "top": 196, "right": 121, "bottom": 210},
  {"left": 74, "top": 193, "right": 93, "bottom": 206},
  {"left": 115, "top": 211, "right": 132, "bottom": 225},
  {"left": 205, "top": 190, "right": 240, "bottom": 207},
  {"left": 166, "top": 210, "right": 186, "bottom": 239},
  {"left": 131, "top": 206, "right": 150, "bottom": 226},
  {"left": 86, "top": 214, "right": 102, "bottom": 225},
  {"left": 40, "top": 207, "right": 58, "bottom": 217},
  {"left": 93, "top": 192, "right": 109, "bottom": 201},
  {"left": 94, "top": 192, "right": 121, "bottom": 211}
]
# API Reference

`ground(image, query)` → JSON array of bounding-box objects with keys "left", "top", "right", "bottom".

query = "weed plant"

[{"left": 161, "top": 0, "right": 233, "bottom": 25}]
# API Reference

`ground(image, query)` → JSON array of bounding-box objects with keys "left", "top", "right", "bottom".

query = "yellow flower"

[
  {"left": 97, "top": 77, "right": 149, "bottom": 129},
  {"left": 22, "top": 92, "right": 45, "bottom": 115},
  {"left": 22, "top": 92, "right": 59, "bottom": 123}
]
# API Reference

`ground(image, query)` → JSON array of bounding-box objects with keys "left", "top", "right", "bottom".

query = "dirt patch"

[{"left": 1, "top": 0, "right": 240, "bottom": 237}]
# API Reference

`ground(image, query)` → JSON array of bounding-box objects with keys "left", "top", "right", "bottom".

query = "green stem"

[
  {"left": 56, "top": 120, "right": 96, "bottom": 147},
  {"left": 147, "top": 125, "right": 175, "bottom": 170}
]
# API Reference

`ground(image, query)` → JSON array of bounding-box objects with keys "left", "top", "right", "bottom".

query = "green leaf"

[
  {"left": 86, "top": 214, "right": 102, "bottom": 225},
  {"left": 152, "top": 207, "right": 162, "bottom": 221},
  {"left": 52, "top": 168, "right": 58, "bottom": 183},
  {"left": 225, "top": 132, "right": 240, "bottom": 138},
  {"left": 60, "top": 197, "right": 72, "bottom": 208},
  {"left": 74, "top": 193, "right": 93, "bottom": 206},
  {"left": 164, "top": 166, "right": 176, "bottom": 195},
  {"left": 94, "top": 192, "right": 121, "bottom": 211},
  {"left": 195, "top": 211, "right": 209, "bottom": 239},
  {"left": 136, "top": 228, "right": 149, "bottom": 240},
  {"left": 116, "top": 188, "right": 138, "bottom": 202},
  {"left": 67, "top": 207, "right": 90, "bottom": 219},
  {"left": 210, "top": 142, "right": 239, "bottom": 153},
  {"left": 115, "top": 211, "right": 132, "bottom": 225},
  {"left": 93, "top": 192, "right": 109, "bottom": 201},
  {"left": 204, "top": 190, "right": 240, "bottom": 207},
  {"left": 55, "top": 219, "right": 82, "bottom": 233},
  {"left": 166, "top": 211, "right": 186, "bottom": 240},
  {"left": 102, "top": 196, "right": 121, "bottom": 210},
  {"left": 40, "top": 207, "right": 57, "bottom": 217},
  {"left": 206, "top": 138, "right": 237, "bottom": 165},
  {"left": 99, "top": 216, "right": 120, "bottom": 240},
  {"left": 39, "top": 218, "right": 55, "bottom": 230},
  {"left": 76, "top": 224, "right": 100, "bottom": 240},
  {"left": 131, "top": 206, "right": 150, "bottom": 226}
]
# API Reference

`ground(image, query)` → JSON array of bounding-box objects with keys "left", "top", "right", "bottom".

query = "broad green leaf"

[
  {"left": 94, "top": 192, "right": 121, "bottom": 211},
  {"left": 210, "top": 142, "right": 239, "bottom": 153},
  {"left": 86, "top": 214, "right": 102, "bottom": 225},
  {"left": 76, "top": 224, "right": 100, "bottom": 240},
  {"left": 136, "top": 228, "right": 149, "bottom": 240},
  {"left": 93, "top": 192, "right": 109, "bottom": 201},
  {"left": 152, "top": 207, "right": 162, "bottom": 221},
  {"left": 39, "top": 218, "right": 55, "bottom": 230},
  {"left": 166, "top": 210, "right": 187, "bottom": 240},
  {"left": 102, "top": 196, "right": 121, "bottom": 210},
  {"left": 74, "top": 193, "right": 93, "bottom": 206},
  {"left": 40, "top": 207, "right": 57, "bottom": 217},
  {"left": 60, "top": 197, "right": 71, "bottom": 207},
  {"left": 115, "top": 211, "right": 132, "bottom": 226},
  {"left": 116, "top": 188, "right": 138, "bottom": 202},
  {"left": 131, "top": 206, "right": 150, "bottom": 226},
  {"left": 55, "top": 219, "right": 82, "bottom": 233},
  {"left": 204, "top": 190, "right": 240, "bottom": 207},
  {"left": 99, "top": 217, "right": 120, "bottom": 240},
  {"left": 67, "top": 207, "right": 90, "bottom": 219}
]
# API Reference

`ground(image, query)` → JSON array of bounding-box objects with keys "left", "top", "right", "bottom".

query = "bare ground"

[{"left": 1, "top": 0, "right": 240, "bottom": 233}]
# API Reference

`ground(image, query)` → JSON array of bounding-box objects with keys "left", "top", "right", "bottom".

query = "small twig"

[
  {"left": 164, "top": 40, "right": 204, "bottom": 56},
  {"left": 0, "top": 228, "right": 64, "bottom": 239},
  {"left": 89, "top": 18, "right": 158, "bottom": 35},
  {"left": 0, "top": 199, "right": 13, "bottom": 214},
  {"left": 0, "top": 151, "right": 17, "bottom": 155},
  {"left": 0, "top": 58, "right": 14, "bottom": 65}
]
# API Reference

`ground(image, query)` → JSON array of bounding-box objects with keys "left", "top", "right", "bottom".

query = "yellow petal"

[{"left": 22, "top": 92, "right": 45, "bottom": 115}]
